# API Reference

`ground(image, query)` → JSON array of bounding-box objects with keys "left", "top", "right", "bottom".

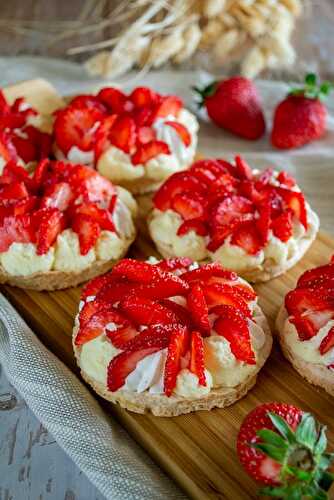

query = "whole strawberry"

[
  {"left": 193, "top": 76, "right": 266, "bottom": 140},
  {"left": 237, "top": 402, "right": 334, "bottom": 498},
  {"left": 271, "top": 74, "right": 333, "bottom": 149}
]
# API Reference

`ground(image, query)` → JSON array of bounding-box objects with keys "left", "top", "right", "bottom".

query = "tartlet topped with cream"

[
  {"left": 148, "top": 156, "right": 319, "bottom": 282},
  {"left": 73, "top": 258, "right": 272, "bottom": 416},
  {"left": 276, "top": 256, "right": 334, "bottom": 396},
  {"left": 53, "top": 86, "right": 198, "bottom": 194},
  {"left": 0, "top": 159, "right": 136, "bottom": 290}
]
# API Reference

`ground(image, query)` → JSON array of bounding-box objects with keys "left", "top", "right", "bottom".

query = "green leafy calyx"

[
  {"left": 192, "top": 82, "right": 218, "bottom": 108},
  {"left": 289, "top": 73, "right": 333, "bottom": 102}
]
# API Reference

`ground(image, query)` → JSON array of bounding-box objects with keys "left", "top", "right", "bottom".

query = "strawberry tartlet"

[
  {"left": 0, "top": 90, "right": 52, "bottom": 171},
  {"left": 148, "top": 157, "right": 319, "bottom": 282},
  {"left": 73, "top": 258, "right": 272, "bottom": 416},
  {"left": 0, "top": 160, "right": 137, "bottom": 290},
  {"left": 276, "top": 256, "right": 334, "bottom": 396},
  {"left": 53, "top": 86, "right": 198, "bottom": 194}
]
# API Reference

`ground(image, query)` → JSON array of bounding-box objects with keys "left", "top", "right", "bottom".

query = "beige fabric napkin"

[{"left": 0, "top": 294, "right": 186, "bottom": 500}]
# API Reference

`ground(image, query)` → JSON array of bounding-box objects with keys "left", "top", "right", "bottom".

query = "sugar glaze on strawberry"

[
  {"left": 53, "top": 87, "right": 198, "bottom": 194},
  {"left": 0, "top": 160, "right": 136, "bottom": 279},
  {"left": 0, "top": 90, "right": 52, "bottom": 171},
  {"left": 149, "top": 157, "right": 319, "bottom": 282},
  {"left": 73, "top": 259, "right": 272, "bottom": 405}
]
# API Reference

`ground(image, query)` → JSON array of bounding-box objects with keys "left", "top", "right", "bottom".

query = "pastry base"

[
  {"left": 73, "top": 306, "right": 272, "bottom": 416},
  {"left": 276, "top": 307, "right": 334, "bottom": 397}
]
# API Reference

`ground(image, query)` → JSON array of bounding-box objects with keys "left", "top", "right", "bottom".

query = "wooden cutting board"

[{"left": 2, "top": 230, "right": 334, "bottom": 500}]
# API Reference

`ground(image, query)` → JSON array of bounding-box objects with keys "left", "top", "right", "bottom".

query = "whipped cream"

[
  {"left": 67, "top": 146, "right": 94, "bottom": 165},
  {"left": 174, "top": 369, "right": 212, "bottom": 398},
  {"left": 80, "top": 334, "right": 121, "bottom": 384},
  {"left": 124, "top": 349, "right": 167, "bottom": 394},
  {"left": 0, "top": 242, "right": 54, "bottom": 276},
  {"left": 278, "top": 308, "right": 334, "bottom": 366}
]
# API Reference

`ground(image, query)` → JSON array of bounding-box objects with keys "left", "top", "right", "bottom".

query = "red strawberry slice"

[
  {"left": 97, "top": 281, "right": 138, "bottom": 305},
  {"left": 164, "top": 121, "right": 191, "bottom": 146},
  {"left": 235, "top": 155, "right": 252, "bottom": 180},
  {"left": 231, "top": 223, "right": 262, "bottom": 255},
  {"left": 172, "top": 191, "right": 206, "bottom": 220},
  {"left": 256, "top": 200, "right": 271, "bottom": 245},
  {"left": 97, "top": 87, "right": 129, "bottom": 113},
  {"left": 214, "top": 307, "right": 255, "bottom": 364},
  {"left": 40, "top": 182, "right": 73, "bottom": 212},
  {"left": 204, "top": 284, "right": 251, "bottom": 317},
  {"left": 164, "top": 325, "right": 189, "bottom": 396},
  {"left": 130, "top": 87, "right": 158, "bottom": 108},
  {"left": 76, "top": 307, "right": 132, "bottom": 346},
  {"left": 153, "top": 172, "right": 205, "bottom": 211},
  {"left": 32, "top": 158, "right": 50, "bottom": 188},
  {"left": 138, "top": 280, "right": 189, "bottom": 300},
  {"left": 0, "top": 131, "right": 18, "bottom": 163},
  {"left": 0, "top": 161, "right": 31, "bottom": 186},
  {"left": 94, "top": 114, "right": 118, "bottom": 160},
  {"left": 207, "top": 214, "right": 254, "bottom": 252},
  {"left": 72, "top": 203, "right": 116, "bottom": 232},
  {"left": 11, "top": 135, "right": 37, "bottom": 163},
  {"left": 271, "top": 209, "right": 293, "bottom": 242},
  {"left": 108, "top": 115, "right": 136, "bottom": 154},
  {"left": 285, "top": 288, "right": 334, "bottom": 340},
  {"left": 277, "top": 171, "right": 296, "bottom": 188},
  {"left": 72, "top": 213, "right": 101, "bottom": 255},
  {"left": 159, "top": 299, "right": 191, "bottom": 327},
  {"left": 112, "top": 259, "right": 161, "bottom": 283},
  {"left": 189, "top": 331, "right": 206, "bottom": 385},
  {"left": 34, "top": 207, "right": 66, "bottom": 255},
  {"left": 255, "top": 168, "right": 274, "bottom": 191},
  {"left": 0, "top": 196, "right": 37, "bottom": 219},
  {"left": 106, "top": 321, "right": 139, "bottom": 350},
  {"left": 118, "top": 324, "right": 172, "bottom": 352},
  {"left": 187, "top": 284, "right": 210, "bottom": 335},
  {"left": 81, "top": 272, "right": 114, "bottom": 299},
  {"left": 205, "top": 279, "right": 256, "bottom": 302},
  {"left": 154, "top": 95, "right": 183, "bottom": 119},
  {"left": 156, "top": 257, "right": 192, "bottom": 271},
  {"left": 107, "top": 347, "right": 162, "bottom": 392},
  {"left": 181, "top": 262, "right": 237, "bottom": 283},
  {"left": 297, "top": 262, "right": 334, "bottom": 288},
  {"left": 0, "top": 214, "right": 35, "bottom": 252},
  {"left": 131, "top": 140, "right": 170, "bottom": 165},
  {"left": 132, "top": 107, "right": 155, "bottom": 127},
  {"left": 119, "top": 295, "right": 180, "bottom": 326},
  {"left": 69, "top": 165, "right": 116, "bottom": 204},
  {"left": 54, "top": 106, "right": 103, "bottom": 154},
  {"left": 0, "top": 181, "right": 29, "bottom": 201},
  {"left": 69, "top": 95, "right": 107, "bottom": 114},
  {"left": 79, "top": 299, "right": 111, "bottom": 327},
  {"left": 137, "top": 126, "right": 156, "bottom": 145},
  {"left": 211, "top": 195, "right": 254, "bottom": 227},
  {"left": 177, "top": 219, "right": 208, "bottom": 237},
  {"left": 319, "top": 326, "right": 334, "bottom": 355},
  {"left": 277, "top": 187, "right": 307, "bottom": 229}
]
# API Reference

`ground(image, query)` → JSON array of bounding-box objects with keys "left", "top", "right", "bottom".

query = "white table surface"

[{"left": 0, "top": 58, "right": 333, "bottom": 500}]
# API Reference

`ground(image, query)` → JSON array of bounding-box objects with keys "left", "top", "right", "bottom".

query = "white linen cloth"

[{"left": 0, "top": 294, "right": 186, "bottom": 500}]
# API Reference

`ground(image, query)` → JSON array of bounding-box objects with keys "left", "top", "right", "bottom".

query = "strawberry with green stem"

[{"left": 237, "top": 402, "right": 334, "bottom": 499}]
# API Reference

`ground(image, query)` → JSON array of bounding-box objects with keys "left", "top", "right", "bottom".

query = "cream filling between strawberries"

[
  {"left": 277, "top": 307, "right": 334, "bottom": 367},
  {"left": 96, "top": 109, "right": 198, "bottom": 184},
  {"left": 0, "top": 198, "right": 136, "bottom": 276},
  {"left": 149, "top": 205, "right": 319, "bottom": 275}
]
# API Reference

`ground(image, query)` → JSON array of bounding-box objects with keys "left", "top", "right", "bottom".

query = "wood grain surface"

[{"left": 1, "top": 230, "right": 334, "bottom": 500}]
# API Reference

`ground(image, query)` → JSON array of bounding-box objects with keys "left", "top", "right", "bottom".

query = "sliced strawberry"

[
  {"left": 69, "top": 94, "right": 107, "bottom": 114},
  {"left": 0, "top": 131, "right": 18, "bottom": 163},
  {"left": 106, "top": 320, "right": 139, "bottom": 349},
  {"left": 138, "top": 280, "right": 189, "bottom": 300},
  {"left": 214, "top": 307, "right": 255, "bottom": 364},
  {"left": 297, "top": 263, "right": 334, "bottom": 288},
  {"left": 181, "top": 262, "right": 237, "bottom": 283},
  {"left": 32, "top": 158, "right": 50, "bottom": 188},
  {"left": 172, "top": 191, "right": 206, "bottom": 220},
  {"left": 156, "top": 257, "right": 192, "bottom": 271},
  {"left": 81, "top": 271, "right": 114, "bottom": 299},
  {"left": 177, "top": 219, "right": 208, "bottom": 237},
  {"left": 34, "top": 207, "right": 65, "bottom": 255},
  {"left": 97, "top": 87, "right": 129, "bottom": 113},
  {"left": 0, "top": 214, "right": 35, "bottom": 252},
  {"left": 130, "top": 87, "right": 158, "bottom": 108},
  {"left": 137, "top": 126, "right": 156, "bottom": 145},
  {"left": 118, "top": 324, "right": 172, "bottom": 352},
  {"left": 187, "top": 284, "right": 210, "bottom": 335},
  {"left": 204, "top": 284, "right": 251, "bottom": 317},
  {"left": 231, "top": 223, "right": 262, "bottom": 255},
  {"left": 164, "top": 121, "right": 191, "bottom": 146},
  {"left": 285, "top": 288, "right": 334, "bottom": 340},
  {"left": 94, "top": 114, "right": 118, "bottom": 160},
  {"left": 207, "top": 214, "right": 254, "bottom": 252},
  {"left": 119, "top": 295, "right": 180, "bottom": 326},
  {"left": 69, "top": 165, "right": 115, "bottom": 204},
  {"left": 189, "top": 331, "right": 206, "bottom": 385},
  {"left": 132, "top": 107, "right": 155, "bottom": 127},
  {"left": 319, "top": 326, "right": 334, "bottom": 355},
  {"left": 11, "top": 135, "right": 37, "bottom": 163},
  {"left": 205, "top": 280, "right": 256, "bottom": 302},
  {"left": 256, "top": 200, "right": 271, "bottom": 245},
  {"left": 255, "top": 168, "right": 274, "bottom": 190},
  {"left": 159, "top": 299, "right": 191, "bottom": 327},
  {"left": 72, "top": 203, "right": 116, "bottom": 232},
  {"left": 0, "top": 196, "right": 37, "bottom": 219},
  {"left": 0, "top": 161, "right": 32, "bottom": 188},
  {"left": 0, "top": 181, "right": 28, "bottom": 201},
  {"left": 72, "top": 213, "right": 101, "bottom": 255},
  {"left": 108, "top": 115, "right": 136, "bottom": 154},
  {"left": 271, "top": 209, "right": 293, "bottom": 242},
  {"left": 131, "top": 140, "right": 170, "bottom": 165},
  {"left": 277, "top": 171, "right": 296, "bottom": 188},
  {"left": 235, "top": 155, "right": 252, "bottom": 180},
  {"left": 96, "top": 281, "right": 138, "bottom": 305},
  {"left": 78, "top": 299, "right": 111, "bottom": 327},
  {"left": 40, "top": 182, "right": 73, "bottom": 212},
  {"left": 112, "top": 259, "right": 161, "bottom": 283},
  {"left": 154, "top": 95, "right": 183, "bottom": 119},
  {"left": 107, "top": 347, "right": 162, "bottom": 392},
  {"left": 164, "top": 325, "right": 189, "bottom": 396},
  {"left": 54, "top": 106, "right": 103, "bottom": 154},
  {"left": 76, "top": 307, "right": 131, "bottom": 346},
  {"left": 277, "top": 187, "right": 307, "bottom": 229},
  {"left": 153, "top": 172, "right": 204, "bottom": 211},
  {"left": 211, "top": 196, "right": 254, "bottom": 227}
]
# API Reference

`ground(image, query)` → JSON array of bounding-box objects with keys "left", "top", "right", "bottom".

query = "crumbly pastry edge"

[
  {"left": 148, "top": 209, "right": 320, "bottom": 283},
  {"left": 73, "top": 305, "right": 273, "bottom": 417},
  {"left": 0, "top": 234, "right": 136, "bottom": 291},
  {"left": 276, "top": 306, "right": 334, "bottom": 397}
]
